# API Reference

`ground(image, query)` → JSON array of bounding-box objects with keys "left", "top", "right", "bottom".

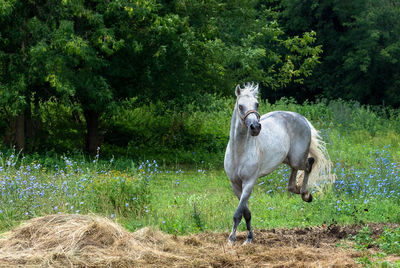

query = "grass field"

[
  {"left": 1, "top": 151, "right": 399, "bottom": 233},
  {"left": 1, "top": 109, "right": 400, "bottom": 234}
]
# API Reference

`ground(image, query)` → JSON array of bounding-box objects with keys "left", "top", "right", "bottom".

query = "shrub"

[{"left": 5, "top": 95, "right": 400, "bottom": 167}]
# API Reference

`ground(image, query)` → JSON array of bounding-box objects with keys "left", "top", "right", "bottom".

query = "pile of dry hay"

[
  {"left": 0, "top": 214, "right": 188, "bottom": 267},
  {"left": 0, "top": 214, "right": 364, "bottom": 267}
]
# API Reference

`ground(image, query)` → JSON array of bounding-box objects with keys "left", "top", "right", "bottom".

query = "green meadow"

[{"left": 1, "top": 98, "right": 399, "bottom": 235}]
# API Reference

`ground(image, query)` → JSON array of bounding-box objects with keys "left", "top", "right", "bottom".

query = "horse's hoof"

[
  {"left": 242, "top": 239, "right": 252, "bottom": 245},
  {"left": 301, "top": 193, "right": 313, "bottom": 202},
  {"left": 228, "top": 234, "right": 236, "bottom": 246}
]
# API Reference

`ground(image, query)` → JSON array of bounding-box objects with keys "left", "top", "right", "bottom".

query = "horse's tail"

[{"left": 304, "top": 120, "right": 335, "bottom": 190}]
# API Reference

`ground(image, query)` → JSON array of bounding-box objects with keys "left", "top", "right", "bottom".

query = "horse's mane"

[{"left": 238, "top": 82, "right": 258, "bottom": 97}]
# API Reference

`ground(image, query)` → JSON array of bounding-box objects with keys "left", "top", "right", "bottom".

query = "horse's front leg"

[
  {"left": 243, "top": 202, "right": 253, "bottom": 244},
  {"left": 228, "top": 180, "right": 255, "bottom": 245}
]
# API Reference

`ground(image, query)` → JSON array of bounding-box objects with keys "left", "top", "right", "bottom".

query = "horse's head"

[{"left": 235, "top": 83, "right": 261, "bottom": 136}]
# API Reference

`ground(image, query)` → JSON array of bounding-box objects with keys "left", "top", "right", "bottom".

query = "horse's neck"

[{"left": 229, "top": 113, "right": 257, "bottom": 158}]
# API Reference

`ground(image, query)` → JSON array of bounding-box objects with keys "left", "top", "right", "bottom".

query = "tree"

[
  {"left": 0, "top": 0, "right": 49, "bottom": 151},
  {"left": 341, "top": 0, "right": 400, "bottom": 106},
  {"left": 1, "top": 0, "right": 322, "bottom": 154},
  {"left": 26, "top": 0, "right": 125, "bottom": 154},
  {"left": 151, "top": 0, "right": 322, "bottom": 98},
  {"left": 280, "top": 0, "right": 400, "bottom": 107}
]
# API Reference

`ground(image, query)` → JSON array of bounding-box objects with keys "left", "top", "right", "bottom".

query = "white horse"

[{"left": 224, "top": 83, "right": 332, "bottom": 244}]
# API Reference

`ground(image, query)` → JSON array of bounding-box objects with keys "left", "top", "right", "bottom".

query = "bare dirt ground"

[{"left": 0, "top": 214, "right": 398, "bottom": 267}]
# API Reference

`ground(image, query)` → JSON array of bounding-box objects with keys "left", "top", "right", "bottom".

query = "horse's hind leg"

[
  {"left": 288, "top": 168, "right": 300, "bottom": 194},
  {"left": 300, "top": 157, "right": 315, "bottom": 202}
]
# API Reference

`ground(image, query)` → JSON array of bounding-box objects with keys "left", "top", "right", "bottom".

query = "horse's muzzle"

[{"left": 249, "top": 122, "right": 261, "bottom": 136}]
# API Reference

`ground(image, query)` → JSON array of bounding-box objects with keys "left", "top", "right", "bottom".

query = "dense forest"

[{"left": 0, "top": 0, "right": 399, "bottom": 158}]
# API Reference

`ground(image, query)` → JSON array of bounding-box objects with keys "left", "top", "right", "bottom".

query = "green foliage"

[
  {"left": 352, "top": 225, "right": 375, "bottom": 251},
  {"left": 191, "top": 203, "right": 205, "bottom": 232},
  {"left": 12, "top": 95, "right": 399, "bottom": 167},
  {"left": 91, "top": 170, "right": 150, "bottom": 217},
  {"left": 37, "top": 99, "right": 85, "bottom": 152},
  {"left": 99, "top": 94, "right": 232, "bottom": 165},
  {"left": 279, "top": 0, "right": 400, "bottom": 107},
  {"left": 354, "top": 253, "right": 396, "bottom": 268},
  {"left": 351, "top": 226, "right": 400, "bottom": 267},
  {"left": 0, "top": 0, "right": 322, "bottom": 153},
  {"left": 378, "top": 227, "right": 400, "bottom": 255}
]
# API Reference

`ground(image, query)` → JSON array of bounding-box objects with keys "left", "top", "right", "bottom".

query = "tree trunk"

[
  {"left": 4, "top": 109, "right": 27, "bottom": 152},
  {"left": 84, "top": 109, "right": 100, "bottom": 155},
  {"left": 15, "top": 113, "right": 25, "bottom": 152}
]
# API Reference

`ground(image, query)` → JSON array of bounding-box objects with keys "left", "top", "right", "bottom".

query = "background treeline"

[
  {"left": 0, "top": 0, "right": 399, "bottom": 161},
  {"left": 274, "top": 0, "right": 400, "bottom": 105}
]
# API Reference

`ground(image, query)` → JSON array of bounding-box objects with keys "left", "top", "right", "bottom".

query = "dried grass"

[{"left": 0, "top": 214, "right": 396, "bottom": 267}]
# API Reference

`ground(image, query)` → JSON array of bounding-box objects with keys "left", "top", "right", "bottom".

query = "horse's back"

[
  {"left": 261, "top": 111, "right": 312, "bottom": 167},
  {"left": 261, "top": 111, "right": 310, "bottom": 133}
]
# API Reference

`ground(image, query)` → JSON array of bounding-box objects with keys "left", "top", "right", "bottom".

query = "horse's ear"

[
  {"left": 252, "top": 83, "right": 259, "bottom": 98},
  {"left": 235, "top": 84, "right": 241, "bottom": 96}
]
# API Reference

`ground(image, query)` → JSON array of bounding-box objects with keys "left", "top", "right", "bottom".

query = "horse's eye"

[
  {"left": 239, "top": 105, "right": 243, "bottom": 110},
  {"left": 255, "top": 103, "right": 259, "bottom": 109}
]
